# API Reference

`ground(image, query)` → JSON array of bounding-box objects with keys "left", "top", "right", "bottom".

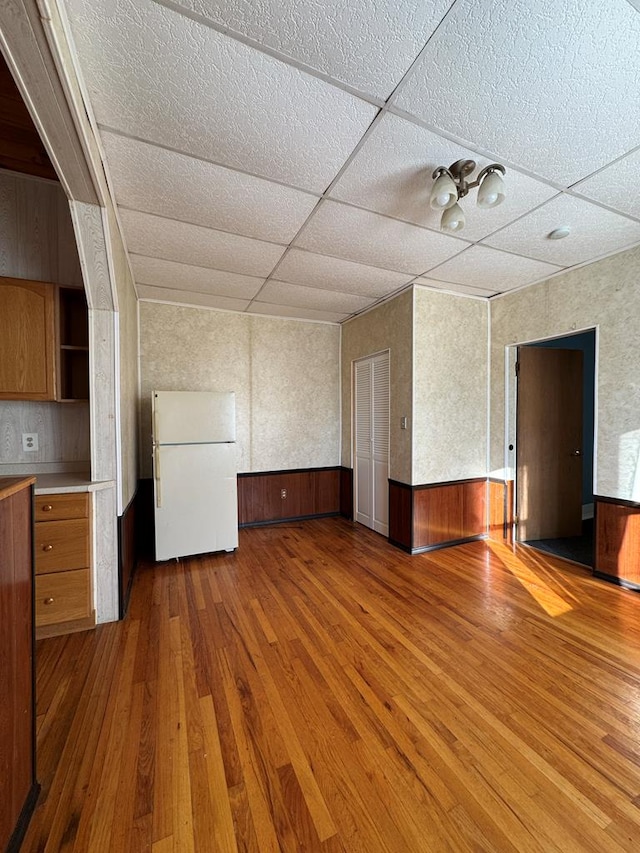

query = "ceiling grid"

[{"left": 55, "top": 0, "right": 640, "bottom": 322}]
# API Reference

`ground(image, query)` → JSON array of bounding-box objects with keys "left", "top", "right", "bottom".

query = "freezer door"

[
  {"left": 153, "top": 390, "right": 236, "bottom": 444},
  {"left": 154, "top": 442, "right": 238, "bottom": 560}
]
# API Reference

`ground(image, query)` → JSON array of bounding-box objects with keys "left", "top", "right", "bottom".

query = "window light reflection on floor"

[{"left": 487, "top": 541, "right": 575, "bottom": 617}]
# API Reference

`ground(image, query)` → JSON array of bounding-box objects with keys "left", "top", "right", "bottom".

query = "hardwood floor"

[{"left": 22, "top": 518, "right": 640, "bottom": 851}]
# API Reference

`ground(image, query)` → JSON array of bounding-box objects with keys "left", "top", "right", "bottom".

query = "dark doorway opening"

[{"left": 518, "top": 330, "right": 596, "bottom": 568}]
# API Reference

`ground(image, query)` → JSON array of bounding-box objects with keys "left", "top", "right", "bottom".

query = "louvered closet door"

[{"left": 354, "top": 352, "right": 389, "bottom": 536}]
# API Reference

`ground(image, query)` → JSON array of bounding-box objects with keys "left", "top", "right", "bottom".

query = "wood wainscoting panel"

[
  {"left": 339, "top": 467, "right": 353, "bottom": 519},
  {"left": 488, "top": 479, "right": 506, "bottom": 541},
  {"left": 594, "top": 497, "right": 640, "bottom": 588},
  {"left": 488, "top": 479, "right": 514, "bottom": 543},
  {"left": 413, "top": 479, "right": 487, "bottom": 551},
  {"left": 238, "top": 468, "right": 340, "bottom": 526},
  {"left": 118, "top": 489, "right": 138, "bottom": 618},
  {"left": 389, "top": 480, "right": 413, "bottom": 551},
  {"left": 0, "top": 478, "right": 38, "bottom": 852}
]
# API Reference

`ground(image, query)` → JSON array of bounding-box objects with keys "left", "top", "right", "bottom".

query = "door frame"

[
  {"left": 351, "top": 348, "right": 391, "bottom": 531},
  {"left": 504, "top": 326, "right": 599, "bottom": 541}
]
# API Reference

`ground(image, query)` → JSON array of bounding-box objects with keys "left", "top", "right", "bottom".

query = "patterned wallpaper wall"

[
  {"left": 0, "top": 171, "right": 90, "bottom": 468},
  {"left": 138, "top": 302, "right": 340, "bottom": 477},
  {"left": 341, "top": 290, "right": 413, "bottom": 484},
  {"left": 413, "top": 288, "right": 488, "bottom": 484},
  {"left": 490, "top": 244, "right": 640, "bottom": 501}
]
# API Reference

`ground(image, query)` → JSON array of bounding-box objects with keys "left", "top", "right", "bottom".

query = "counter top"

[
  {"left": 32, "top": 473, "right": 114, "bottom": 495},
  {"left": 0, "top": 476, "right": 37, "bottom": 501}
]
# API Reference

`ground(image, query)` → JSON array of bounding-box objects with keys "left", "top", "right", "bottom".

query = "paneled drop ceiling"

[{"left": 58, "top": 0, "right": 640, "bottom": 322}]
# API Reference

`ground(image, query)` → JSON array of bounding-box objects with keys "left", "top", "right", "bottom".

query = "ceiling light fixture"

[
  {"left": 430, "top": 159, "right": 506, "bottom": 233},
  {"left": 547, "top": 226, "right": 571, "bottom": 240}
]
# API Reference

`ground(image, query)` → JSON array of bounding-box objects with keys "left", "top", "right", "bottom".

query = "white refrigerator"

[{"left": 152, "top": 390, "right": 239, "bottom": 560}]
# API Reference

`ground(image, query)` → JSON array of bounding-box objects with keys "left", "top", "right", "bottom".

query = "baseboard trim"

[
  {"left": 6, "top": 782, "right": 40, "bottom": 853},
  {"left": 593, "top": 570, "right": 640, "bottom": 593},
  {"left": 387, "top": 537, "right": 412, "bottom": 554},
  {"left": 36, "top": 612, "right": 96, "bottom": 640},
  {"left": 240, "top": 511, "right": 340, "bottom": 529},
  {"left": 410, "top": 533, "right": 487, "bottom": 556}
]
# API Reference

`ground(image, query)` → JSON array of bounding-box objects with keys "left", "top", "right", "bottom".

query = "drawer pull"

[
  {"left": 42, "top": 544, "right": 53, "bottom": 552},
  {"left": 42, "top": 504, "right": 53, "bottom": 512},
  {"left": 44, "top": 597, "right": 54, "bottom": 605}
]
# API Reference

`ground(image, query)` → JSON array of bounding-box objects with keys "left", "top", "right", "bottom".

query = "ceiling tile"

[
  {"left": 330, "top": 113, "right": 558, "bottom": 240},
  {"left": 427, "top": 245, "right": 562, "bottom": 291},
  {"left": 414, "top": 278, "right": 497, "bottom": 298},
  {"left": 247, "top": 302, "right": 346, "bottom": 323},
  {"left": 131, "top": 255, "right": 264, "bottom": 300},
  {"left": 120, "top": 209, "right": 285, "bottom": 277},
  {"left": 137, "top": 284, "right": 250, "bottom": 312},
  {"left": 295, "top": 201, "right": 465, "bottom": 274},
  {"left": 169, "top": 0, "right": 452, "bottom": 99},
  {"left": 274, "top": 248, "right": 413, "bottom": 297},
  {"left": 483, "top": 194, "right": 640, "bottom": 266},
  {"left": 102, "top": 133, "right": 317, "bottom": 243},
  {"left": 572, "top": 147, "right": 640, "bottom": 220},
  {"left": 256, "top": 280, "right": 372, "bottom": 314},
  {"left": 394, "top": 0, "right": 640, "bottom": 186},
  {"left": 65, "top": 0, "right": 377, "bottom": 192}
]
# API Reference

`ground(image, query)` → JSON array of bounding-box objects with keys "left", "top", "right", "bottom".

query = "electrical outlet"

[
  {"left": 280, "top": 488, "right": 287, "bottom": 499},
  {"left": 22, "top": 433, "right": 39, "bottom": 452}
]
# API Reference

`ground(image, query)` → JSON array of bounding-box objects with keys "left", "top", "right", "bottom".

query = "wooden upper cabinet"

[{"left": 0, "top": 276, "right": 56, "bottom": 400}]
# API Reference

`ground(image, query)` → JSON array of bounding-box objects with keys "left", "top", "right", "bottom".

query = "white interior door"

[{"left": 354, "top": 352, "right": 389, "bottom": 535}]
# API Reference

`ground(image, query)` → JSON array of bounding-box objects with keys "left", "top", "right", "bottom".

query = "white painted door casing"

[{"left": 354, "top": 352, "right": 389, "bottom": 536}]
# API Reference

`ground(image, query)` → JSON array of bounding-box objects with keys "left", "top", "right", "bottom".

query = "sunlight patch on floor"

[{"left": 487, "top": 541, "right": 575, "bottom": 617}]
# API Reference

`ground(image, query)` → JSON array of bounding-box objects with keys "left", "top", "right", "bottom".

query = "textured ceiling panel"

[
  {"left": 274, "top": 248, "right": 412, "bottom": 297},
  {"left": 137, "top": 284, "right": 251, "bottom": 312},
  {"left": 395, "top": 0, "right": 640, "bottom": 186},
  {"left": 102, "top": 133, "right": 317, "bottom": 243},
  {"left": 330, "top": 113, "right": 559, "bottom": 241},
  {"left": 573, "top": 148, "right": 640, "bottom": 220},
  {"left": 120, "top": 209, "right": 285, "bottom": 277},
  {"left": 483, "top": 194, "right": 640, "bottom": 266},
  {"left": 256, "top": 280, "right": 372, "bottom": 314},
  {"left": 426, "top": 245, "right": 561, "bottom": 290},
  {"left": 170, "top": 0, "right": 452, "bottom": 99},
  {"left": 131, "top": 255, "right": 264, "bottom": 300},
  {"left": 58, "top": 0, "right": 640, "bottom": 321},
  {"left": 296, "top": 201, "right": 464, "bottom": 274},
  {"left": 414, "top": 278, "right": 497, "bottom": 298},
  {"left": 247, "top": 302, "right": 347, "bottom": 323},
  {"left": 65, "top": 0, "right": 377, "bottom": 191}
]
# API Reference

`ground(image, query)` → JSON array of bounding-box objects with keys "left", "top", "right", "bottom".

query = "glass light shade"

[
  {"left": 430, "top": 173, "right": 458, "bottom": 210},
  {"left": 477, "top": 170, "right": 505, "bottom": 208},
  {"left": 441, "top": 203, "right": 465, "bottom": 232}
]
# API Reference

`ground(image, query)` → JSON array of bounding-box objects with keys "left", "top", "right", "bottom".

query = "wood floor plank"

[{"left": 22, "top": 519, "right": 640, "bottom": 852}]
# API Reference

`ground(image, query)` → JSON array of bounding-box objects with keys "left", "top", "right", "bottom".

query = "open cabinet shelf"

[{"left": 58, "top": 286, "right": 89, "bottom": 402}]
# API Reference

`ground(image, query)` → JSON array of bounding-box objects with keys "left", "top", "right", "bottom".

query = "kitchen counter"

[
  {"left": 0, "top": 475, "right": 36, "bottom": 500},
  {"left": 32, "top": 472, "right": 114, "bottom": 495}
]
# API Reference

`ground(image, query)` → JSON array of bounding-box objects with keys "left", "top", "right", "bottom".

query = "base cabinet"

[{"left": 34, "top": 491, "right": 94, "bottom": 638}]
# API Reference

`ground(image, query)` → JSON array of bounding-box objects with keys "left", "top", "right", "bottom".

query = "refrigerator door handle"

[{"left": 155, "top": 446, "right": 162, "bottom": 508}]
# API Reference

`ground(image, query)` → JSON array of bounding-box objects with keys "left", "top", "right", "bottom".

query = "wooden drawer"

[
  {"left": 34, "top": 492, "right": 89, "bottom": 522},
  {"left": 35, "top": 569, "right": 91, "bottom": 626},
  {"left": 35, "top": 517, "right": 89, "bottom": 573}
]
